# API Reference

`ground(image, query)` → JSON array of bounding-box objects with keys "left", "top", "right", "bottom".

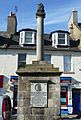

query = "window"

[
  {"left": 52, "top": 32, "right": 69, "bottom": 47},
  {"left": 20, "top": 32, "right": 23, "bottom": 43},
  {"left": 44, "top": 54, "right": 51, "bottom": 64},
  {"left": 54, "top": 34, "right": 56, "bottom": 44},
  {"left": 64, "top": 55, "right": 71, "bottom": 72},
  {"left": 18, "top": 54, "right": 26, "bottom": 68},
  {"left": 25, "top": 32, "right": 32, "bottom": 43},
  {"left": 58, "top": 33, "right": 65, "bottom": 44},
  {"left": 19, "top": 31, "right": 36, "bottom": 45}
]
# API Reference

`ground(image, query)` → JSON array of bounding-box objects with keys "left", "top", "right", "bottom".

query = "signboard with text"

[{"left": 30, "top": 82, "right": 47, "bottom": 107}]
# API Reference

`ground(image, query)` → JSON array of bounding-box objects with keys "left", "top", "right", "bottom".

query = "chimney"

[
  {"left": 7, "top": 12, "right": 17, "bottom": 35},
  {"left": 72, "top": 8, "right": 78, "bottom": 25},
  {"left": 36, "top": 3, "right": 45, "bottom": 61},
  {"left": 69, "top": 8, "right": 78, "bottom": 25}
]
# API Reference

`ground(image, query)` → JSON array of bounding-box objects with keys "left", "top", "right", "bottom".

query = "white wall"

[
  {"left": 0, "top": 49, "right": 18, "bottom": 76},
  {"left": 0, "top": 48, "right": 81, "bottom": 85}
]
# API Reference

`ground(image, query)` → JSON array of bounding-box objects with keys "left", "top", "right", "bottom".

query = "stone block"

[
  {"left": 35, "top": 115, "right": 44, "bottom": 120},
  {"left": 44, "top": 108, "right": 58, "bottom": 116},
  {"left": 48, "top": 99, "right": 53, "bottom": 107},
  {"left": 44, "top": 115, "right": 61, "bottom": 120},
  {"left": 18, "top": 107, "right": 31, "bottom": 114},
  {"left": 19, "top": 98, "right": 30, "bottom": 107},
  {"left": 25, "top": 115, "right": 35, "bottom": 120},
  {"left": 32, "top": 108, "right": 44, "bottom": 114},
  {"left": 17, "top": 114, "right": 24, "bottom": 120},
  {"left": 19, "top": 79, "right": 30, "bottom": 91},
  {"left": 19, "top": 91, "right": 30, "bottom": 99}
]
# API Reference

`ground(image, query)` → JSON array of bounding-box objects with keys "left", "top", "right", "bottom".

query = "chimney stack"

[
  {"left": 7, "top": 12, "right": 17, "bottom": 35},
  {"left": 36, "top": 3, "right": 45, "bottom": 61}
]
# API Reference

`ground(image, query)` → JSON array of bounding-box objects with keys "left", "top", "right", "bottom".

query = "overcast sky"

[{"left": 0, "top": 0, "right": 81, "bottom": 33}]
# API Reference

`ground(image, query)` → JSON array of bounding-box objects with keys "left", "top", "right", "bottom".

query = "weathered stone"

[
  {"left": 44, "top": 108, "right": 60, "bottom": 116},
  {"left": 19, "top": 98, "right": 30, "bottom": 107},
  {"left": 32, "top": 108, "right": 44, "bottom": 114},
  {"left": 48, "top": 99, "right": 53, "bottom": 107},
  {"left": 35, "top": 115, "right": 44, "bottom": 120},
  {"left": 18, "top": 107, "right": 31, "bottom": 114},
  {"left": 19, "top": 79, "right": 30, "bottom": 91},
  {"left": 17, "top": 114, "right": 24, "bottom": 120},
  {"left": 18, "top": 91, "right": 30, "bottom": 99},
  {"left": 25, "top": 115, "right": 35, "bottom": 120}
]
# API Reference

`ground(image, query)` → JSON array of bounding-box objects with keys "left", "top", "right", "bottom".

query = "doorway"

[{"left": 72, "top": 89, "right": 81, "bottom": 114}]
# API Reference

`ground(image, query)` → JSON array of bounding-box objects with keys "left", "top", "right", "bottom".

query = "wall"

[{"left": 0, "top": 48, "right": 81, "bottom": 86}]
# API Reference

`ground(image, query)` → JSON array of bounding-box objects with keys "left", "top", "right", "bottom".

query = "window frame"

[
  {"left": 63, "top": 55, "right": 71, "bottom": 72},
  {"left": 18, "top": 53, "right": 26, "bottom": 68},
  {"left": 44, "top": 54, "right": 51, "bottom": 64},
  {"left": 58, "top": 33, "right": 65, "bottom": 45},
  {"left": 19, "top": 31, "right": 36, "bottom": 45},
  {"left": 52, "top": 32, "right": 69, "bottom": 47}
]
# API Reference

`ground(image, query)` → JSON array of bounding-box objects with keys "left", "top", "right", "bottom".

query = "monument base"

[{"left": 16, "top": 62, "right": 62, "bottom": 120}]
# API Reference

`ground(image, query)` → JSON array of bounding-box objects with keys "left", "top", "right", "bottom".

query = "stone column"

[{"left": 36, "top": 3, "right": 45, "bottom": 61}]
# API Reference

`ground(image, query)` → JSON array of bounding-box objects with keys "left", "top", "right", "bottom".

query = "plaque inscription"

[{"left": 30, "top": 82, "right": 47, "bottom": 107}]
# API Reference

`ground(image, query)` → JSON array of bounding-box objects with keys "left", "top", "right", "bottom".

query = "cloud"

[
  {"left": 45, "top": 8, "right": 71, "bottom": 26},
  {"left": 18, "top": 3, "right": 81, "bottom": 31},
  {"left": 44, "top": 5, "right": 81, "bottom": 26}
]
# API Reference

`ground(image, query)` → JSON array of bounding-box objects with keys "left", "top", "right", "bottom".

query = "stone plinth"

[{"left": 16, "top": 61, "right": 62, "bottom": 120}]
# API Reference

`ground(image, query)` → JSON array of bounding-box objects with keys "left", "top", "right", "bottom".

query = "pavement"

[
  {"left": 12, "top": 114, "right": 81, "bottom": 120},
  {"left": 61, "top": 114, "right": 81, "bottom": 120}
]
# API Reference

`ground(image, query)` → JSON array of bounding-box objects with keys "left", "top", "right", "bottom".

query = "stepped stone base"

[{"left": 16, "top": 61, "right": 62, "bottom": 120}]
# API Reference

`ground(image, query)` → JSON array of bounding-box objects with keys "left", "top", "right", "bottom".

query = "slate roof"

[
  {"left": 19, "top": 28, "right": 37, "bottom": 32},
  {"left": 0, "top": 29, "right": 80, "bottom": 51}
]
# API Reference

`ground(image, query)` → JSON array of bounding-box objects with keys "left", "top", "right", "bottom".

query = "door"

[{"left": 72, "top": 89, "right": 81, "bottom": 114}]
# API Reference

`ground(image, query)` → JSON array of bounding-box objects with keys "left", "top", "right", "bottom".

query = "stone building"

[{"left": 68, "top": 8, "right": 81, "bottom": 49}]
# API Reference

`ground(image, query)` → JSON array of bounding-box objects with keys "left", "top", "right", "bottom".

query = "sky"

[{"left": 0, "top": 0, "right": 81, "bottom": 33}]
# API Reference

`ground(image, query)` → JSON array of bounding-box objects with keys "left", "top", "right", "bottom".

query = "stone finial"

[
  {"left": 37, "top": 3, "right": 44, "bottom": 13},
  {"left": 36, "top": 3, "right": 45, "bottom": 18},
  {"left": 72, "top": 8, "right": 77, "bottom": 12}
]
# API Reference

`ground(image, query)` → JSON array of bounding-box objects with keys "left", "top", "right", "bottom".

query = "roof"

[
  {"left": 0, "top": 32, "right": 19, "bottom": 46},
  {"left": 50, "top": 30, "right": 70, "bottom": 34},
  {"left": 19, "top": 28, "right": 37, "bottom": 32},
  {"left": 50, "top": 30, "right": 70, "bottom": 38},
  {"left": 0, "top": 29, "right": 80, "bottom": 52}
]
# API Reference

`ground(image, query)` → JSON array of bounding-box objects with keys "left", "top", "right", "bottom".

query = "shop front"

[
  {"left": 60, "top": 77, "right": 73, "bottom": 115},
  {"left": 10, "top": 76, "right": 18, "bottom": 114},
  {"left": 72, "top": 89, "right": 81, "bottom": 114}
]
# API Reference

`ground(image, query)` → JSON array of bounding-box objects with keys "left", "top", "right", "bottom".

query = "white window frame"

[
  {"left": 63, "top": 55, "right": 72, "bottom": 72},
  {"left": 19, "top": 31, "right": 36, "bottom": 45},
  {"left": 52, "top": 32, "right": 69, "bottom": 47}
]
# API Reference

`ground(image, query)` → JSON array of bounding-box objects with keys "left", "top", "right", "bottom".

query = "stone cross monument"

[{"left": 17, "top": 3, "right": 62, "bottom": 120}]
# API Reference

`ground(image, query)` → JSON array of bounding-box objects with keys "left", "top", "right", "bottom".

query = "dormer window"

[
  {"left": 51, "top": 30, "right": 70, "bottom": 48},
  {"left": 19, "top": 29, "right": 36, "bottom": 45}
]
